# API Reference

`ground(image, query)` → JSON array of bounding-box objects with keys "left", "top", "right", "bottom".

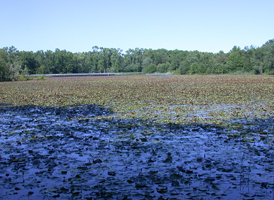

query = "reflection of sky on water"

[{"left": 0, "top": 105, "right": 273, "bottom": 199}]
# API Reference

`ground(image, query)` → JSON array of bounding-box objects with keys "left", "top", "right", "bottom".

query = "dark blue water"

[{"left": 0, "top": 105, "right": 273, "bottom": 199}]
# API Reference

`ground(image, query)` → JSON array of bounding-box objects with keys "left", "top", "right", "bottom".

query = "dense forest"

[{"left": 0, "top": 39, "right": 274, "bottom": 81}]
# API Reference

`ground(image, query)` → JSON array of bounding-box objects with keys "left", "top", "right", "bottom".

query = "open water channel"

[{"left": 0, "top": 105, "right": 273, "bottom": 199}]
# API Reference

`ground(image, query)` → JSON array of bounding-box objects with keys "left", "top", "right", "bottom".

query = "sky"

[{"left": 1, "top": 0, "right": 273, "bottom": 53}]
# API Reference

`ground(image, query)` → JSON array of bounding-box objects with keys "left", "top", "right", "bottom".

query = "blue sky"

[{"left": 1, "top": 0, "right": 273, "bottom": 53}]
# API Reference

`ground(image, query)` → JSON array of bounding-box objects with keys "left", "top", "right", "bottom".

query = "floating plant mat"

[{"left": 0, "top": 105, "right": 273, "bottom": 199}]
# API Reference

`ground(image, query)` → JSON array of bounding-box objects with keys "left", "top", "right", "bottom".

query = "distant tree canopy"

[{"left": 1, "top": 39, "right": 274, "bottom": 81}]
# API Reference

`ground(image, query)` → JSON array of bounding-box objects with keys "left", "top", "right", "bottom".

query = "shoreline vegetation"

[{"left": 1, "top": 38, "right": 274, "bottom": 81}]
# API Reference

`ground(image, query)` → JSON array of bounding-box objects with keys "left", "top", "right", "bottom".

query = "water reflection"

[{"left": 0, "top": 105, "right": 273, "bottom": 199}]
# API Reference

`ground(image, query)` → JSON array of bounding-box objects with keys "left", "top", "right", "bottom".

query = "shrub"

[
  {"left": 38, "top": 75, "right": 45, "bottom": 80},
  {"left": 157, "top": 63, "right": 170, "bottom": 73},
  {"left": 173, "top": 69, "right": 181, "bottom": 75},
  {"left": 17, "top": 74, "right": 28, "bottom": 81},
  {"left": 143, "top": 63, "right": 157, "bottom": 74},
  {"left": 254, "top": 69, "right": 261, "bottom": 75},
  {"left": 268, "top": 69, "right": 274, "bottom": 75}
]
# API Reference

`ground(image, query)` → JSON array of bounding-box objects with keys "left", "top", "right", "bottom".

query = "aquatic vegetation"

[
  {"left": 0, "top": 75, "right": 274, "bottom": 199},
  {"left": 0, "top": 105, "right": 273, "bottom": 199},
  {"left": 1, "top": 75, "right": 274, "bottom": 126}
]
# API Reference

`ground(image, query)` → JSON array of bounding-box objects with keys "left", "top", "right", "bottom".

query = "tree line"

[{"left": 0, "top": 39, "right": 274, "bottom": 81}]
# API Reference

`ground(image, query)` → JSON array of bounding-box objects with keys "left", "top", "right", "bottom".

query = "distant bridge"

[{"left": 27, "top": 73, "right": 138, "bottom": 77}]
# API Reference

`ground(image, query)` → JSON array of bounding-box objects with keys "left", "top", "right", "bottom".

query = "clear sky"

[{"left": 1, "top": 0, "right": 273, "bottom": 53}]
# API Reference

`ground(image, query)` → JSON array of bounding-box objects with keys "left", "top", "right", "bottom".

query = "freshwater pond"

[{"left": 0, "top": 105, "right": 273, "bottom": 199}]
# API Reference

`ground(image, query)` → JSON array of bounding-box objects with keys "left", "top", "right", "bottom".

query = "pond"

[{"left": 0, "top": 105, "right": 273, "bottom": 199}]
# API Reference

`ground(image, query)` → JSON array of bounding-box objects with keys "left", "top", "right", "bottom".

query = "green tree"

[
  {"left": 227, "top": 46, "right": 244, "bottom": 72},
  {"left": 19, "top": 51, "right": 39, "bottom": 74},
  {"left": 179, "top": 54, "right": 198, "bottom": 74},
  {"left": 143, "top": 63, "right": 157, "bottom": 74},
  {"left": 214, "top": 50, "right": 228, "bottom": 74},
  {"left": 0, "top": 49, "right": 9, "bottom": 81},
  {"left": 241, "top": 46, "right": 255, "bottom": 72},
  {"left": 157, "top": 62, "right": 170, "bottom": 73},
  {"left": 199, "top": 53, "right": 214, "bottom": 74},
  {"left": 97, "top": 59, "right": 105, "bottom": 73},
  {"left": 124, "top": 63, "right": 140, "bottom": 72},
  {"left": 65, "top": 51, "right": 76, "bottom": 73},
  {"left": 169, "top": 50, "right": 189, "bottom": 71},
  {"left": 34, "top": 50, "right": 49, "bottom": 74},
  {"left": 110, "top": 53, "right": 120, "bottom": 72},
  {"left": 262, "top": 39, "right": 274, "bottom": 74},
  {"left": 5, "top": 46, "right": 21, "bottom": 80},
  {"left": 153, "top": 49, "right": 169, "bottom": 65},
  {"left": 189, "top": 62, "right": 200, "bottom": 74},
  {"left": 44, "top": 50, "right": 54, "bottom": 74},
  {"left": 75, "top": 52, "right": 88, "bottom": 73},
  {"left": 142, "top": 57, "right": 153, "bottom": 70}
]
